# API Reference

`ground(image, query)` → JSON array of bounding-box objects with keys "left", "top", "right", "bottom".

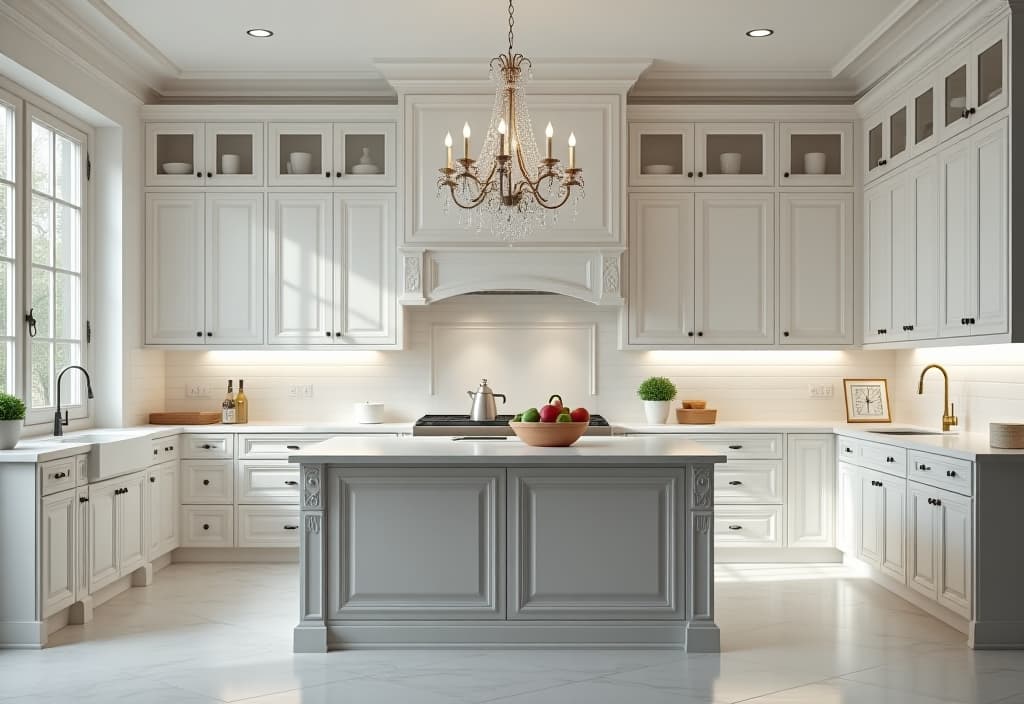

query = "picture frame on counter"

[{"left": 843, "top": 378, "right": 892, "bottom": 423}]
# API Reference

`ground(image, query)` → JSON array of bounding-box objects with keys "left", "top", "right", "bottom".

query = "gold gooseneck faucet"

[{"left": 917, "top": 364, "right": 958, "bottom": 432}]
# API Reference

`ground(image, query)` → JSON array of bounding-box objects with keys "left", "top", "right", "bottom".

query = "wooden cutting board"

[{"left": 149, "top": 411, "right": 221, "bottom": 425}]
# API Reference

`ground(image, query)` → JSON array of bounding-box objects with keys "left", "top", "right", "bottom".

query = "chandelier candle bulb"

[
  {"left": 545, "top": 122, "right": 553, "bottom": 159},
  {"left": 463, "top": 122, "right": 471, "bottom": 159},
  {"left": 498, "top": 119, "right": 507, "bottom": 156},
  {"left": 444, "top": 132, "right": 453, "bottom": 169},
  {"left": 568, "top": 132, "right": 576, "bottom": 170}
]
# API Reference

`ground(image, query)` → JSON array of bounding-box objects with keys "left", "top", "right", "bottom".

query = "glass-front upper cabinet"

[
  {"left": 268, "top": 123, "right": 334, "bottom": 187},
  {"left": 694, "top": 123, "right": 774, "bottom": 186},
  {"left": 941, "top": 18, "right": 1007, "bottom": 139},
  {"left": 333, "top": 123, "right": 396, "bottom": 186},
  {"left": 146, "top": 123, "right": 205, "bottom": 186},
  {"left": 628, "top": 122, "right": 696, "bottom": 186},
  {"left": 204, "top": 123, "right": 264, "bottom": 187},
  {"left": 779, "top": 122, "right": 853, "bottom": 186},
  {"left": 865, "top": 99, "right": 912, "bottom": 181},
  {"left": 911, "top": 82, "right": 939, "bottom": 155}
]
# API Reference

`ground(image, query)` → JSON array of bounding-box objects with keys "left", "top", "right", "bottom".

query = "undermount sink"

[
  {"left": 58, "top": 431, "right": 155, "bottom": 480},
  {"left": 867, "top": 430, "right": 944, "bottom": 436}
]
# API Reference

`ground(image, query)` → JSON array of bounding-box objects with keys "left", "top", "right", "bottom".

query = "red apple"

[
  {"left": 570, "top": 407, "right": 590, "bottom": 423},
  {"left": 539, "top": 404, "right": 561, "bottom": 423}
]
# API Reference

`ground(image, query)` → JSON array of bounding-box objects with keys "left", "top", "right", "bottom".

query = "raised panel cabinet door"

[
  {"left": 908, "top": 485, "right": 938, "bottom": 599},
  {"left": 41, "top": 490, "right": 76, "bottom": 618},
  {"left": 327, "top": 467, "right": 504, "bottom": 619},
  {"left": 857, "top": 473, "right": 883, "bottom": 569},
  {"left": 863, "top": 184, "right": 894, "bottom": 343},
  {"left": 118, "top": 473, "right": 147, "bottom": 576},
  {"left": 880, "top": 478, "right": 907, "bottom": 583},
  {"left": 970, "top": 118, "right": 1008, "bottom": 336},
  {"left": 904, "top": 157, "right": 941, "bottom": 340},
  {"left": 938, "top": 136, "right": 973, "bottom": 337},
  {"left": 88, "top": 480, "right": 119, "bottom": 592},
  {"left": 694, "top": 194, "right": 774, "bottom": 345},
  {"left": 779, "top": 194, "right": 853, "bottom": 345},
  {"left": 508, "top": 468, "right": 682, "bottom": 620},
  {"left": 75, "top": 486, "right": 89, "bottom": 601},
  {"left": 786, "top": 435, "right": 835, "bottom": 548},
  {"left": 836, "top": 463, "right": 860, "bottom": 555},
  {"left": 267, "top": 194, "right": 334, "bottom": 344},
  {"left": 334, "top": 193, "right": 396, "bottom": 345},
  {"left": 148, "top": 461, "right": 178, "bottom": 559},
  {"left": 628, "top": 194, "right": 695, "bottom": 345},
  {"left": 937, "top": 491, "right": 972, "bottom": 618},
  {"left": 205, "top": 193, "right": 265, "bottom": 345},
  {"left": 145, "top": 193, "right": 205, "bottom": 344}
]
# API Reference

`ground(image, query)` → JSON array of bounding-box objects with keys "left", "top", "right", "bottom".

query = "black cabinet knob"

[
  {"left": 196, "top": 172, "right": 202, "bottom": 178},
  {"left": 79, "top": 496, "right": 89, "bottom": 503},
  {"left": 335, "top": 331, "right": 342, "bottom": 337},
  {"left": 196, "top": 331, "right": 203, "bottom": 337},
  {"left": 326, "top": 331, "right": 333, "bottom": 337},
  {"left": 928, "top": 497, "right": 934, "bottom": 505},
  {"left": 687, "top": 331, "right": 694, "bottom": 337},
  {"left": 335, "top": 171, "right": 342, "bottom": 178},
  {"left": 207, "top": 171, "right": 213, "bottom": 178},
  {"left": 969, "top": 107, "right": 976, "bottom": 116},
  {"left": 936, "top": 499, "right": 942, "bottom": 506},
  {"left": 206, "top": 332, "right": 212, "bottom": 337},
  {"left": 697, "top": 331, "right": 703, "bottom": 337},
  {"left": 728, "top": 525, "right": 742, "bottom": 530},
  {"left": 970, "top": 317, "right": 976, "bottom": 325},
  {"left": 783, "top": 331, "right": 790, "bottom": 337},
  {"left": 325, "top": 171, "right": 331, "bottom": 178},
  {"left": 150, "top": 476, "right": 156, "bottom": 483},
  {"left": 844, "top": 447, "right": 852, "bottom": 453},
  {"left": 203, "top": 479, "right": 210, "bottom": 486},
  {"left": 686, "top": 172, "right": 694, "bottom": 178},
  {"left": 728, "top": 480, "right": 742, "bottom": 486},
  {"left": 697, "top": 171, "right": 704, "bottom": 177},
  {"left": 783, "top": 172, "right": 790, "bottom": 178},
  {"left": 947, "top": 470, "right": 957, "bottom": 477},
  {"left": 153, "top": 449, "right": 159, "bottom": 455},
  {"left": 203, "top": 523, "right": 210, "bottom": 530}
]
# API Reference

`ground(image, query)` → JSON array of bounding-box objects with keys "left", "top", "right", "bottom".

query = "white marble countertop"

[
  {"left": 166, "top": 422, "right": 414, "bottom": 434},
  {"left": 289, "top": 435, "right": 728, "bottom": 466},
  {"left": 0, "top": 426, "right": 181, "bottom": 463},
  {"left": 832, "top": 426, "right": 1024, "bottom": 461},
  {"left": 614, "top": 420, "right": 840, "bottom": 434}
]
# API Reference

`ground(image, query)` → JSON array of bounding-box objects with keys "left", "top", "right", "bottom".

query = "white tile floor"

[{"left": 2, "top": 563, "right": 1024, "bottom": 703}]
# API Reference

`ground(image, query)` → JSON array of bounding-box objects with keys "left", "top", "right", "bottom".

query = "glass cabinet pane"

[
  {"left": 213, "top": 133, "right": 254, "bottom": 176},
  {"left": 640, "top": 133, "right": 684, "bottom": 175},
  {"left": 705, "top": 134, "right": 763, "bottom": 175},
  {"left": 868, "top": 124, "right": 883, "bottom": 170},
  {"left": 788, "top": 133, "right": 842, "bottom": 175},
  {"left": 889, "top": 107, "right": 907, "bottom": 158},
  {"left": 945, "top": 65, "right": 968, "bottom": 126},
  {"left": 343, "top": 133, "right": 385, "bottom": 176},
  {"left": 915, "top": 89, "right": 934, "bottom": 145},
  {"left": 978, "top": 40, "right": 1003, "bottom": 107},
  {"left": 278, "top": 133, "right": 323, "bottom": 176},
  {"left": 155, "top": 133, "right": 195, "bottom": 175}
]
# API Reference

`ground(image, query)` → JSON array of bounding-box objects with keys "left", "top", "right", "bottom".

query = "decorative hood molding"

[{"left": 400, "top": 247, "right": 624, "bottom": 307}]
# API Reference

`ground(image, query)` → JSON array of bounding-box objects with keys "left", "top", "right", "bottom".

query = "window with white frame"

[
  {"left": 0, "top": 96, "right": 15, "bottom": 395},
  {"left": 27, "top": 108, "right": 87, "bottom": 424}
]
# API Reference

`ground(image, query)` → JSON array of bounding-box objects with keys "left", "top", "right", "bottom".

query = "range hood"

[{"left": 399, "top": 247, "right": 625, "bottom": 306}]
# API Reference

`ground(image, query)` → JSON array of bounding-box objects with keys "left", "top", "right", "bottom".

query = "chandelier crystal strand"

[{"left": 437, "top": 0, "right": 583, "bottom": 241}]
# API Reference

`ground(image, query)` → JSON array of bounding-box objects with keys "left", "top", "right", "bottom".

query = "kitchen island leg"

[
  {"left": 295, "top": 464, "right": 327, "bottom": 653},
  {"left": 687, "top": 464, "right": 720, "bottom": 652}
]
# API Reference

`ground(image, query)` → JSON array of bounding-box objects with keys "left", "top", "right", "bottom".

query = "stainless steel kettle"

[{"left": 467, "top": 379, "right": 506, "bottom": 421}]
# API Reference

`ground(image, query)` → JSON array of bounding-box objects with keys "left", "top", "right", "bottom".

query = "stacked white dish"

[
  {"left": 162, "top": 162, "right": 192, "bottom": 174},
  {"left": 990, "top": 422, "right": 1024, "bottom": 449}
]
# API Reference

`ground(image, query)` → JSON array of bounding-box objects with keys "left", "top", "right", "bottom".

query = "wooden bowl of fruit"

[{"left": 509, "top": 395, "right": 590, "bottom": 447}]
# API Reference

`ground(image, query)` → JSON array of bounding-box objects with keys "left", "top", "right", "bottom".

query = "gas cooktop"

[{"left": 413, "top": 414, "right": 612, "bottom": 437}]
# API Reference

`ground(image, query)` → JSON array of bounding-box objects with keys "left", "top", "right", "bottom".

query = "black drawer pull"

[
  {"left": 728, "top": 445, "right": 742, "bottom": 450},
  {"left": 947, "top": 470, "right": 957, "bottom": 477},
  {"left": 166, "top": 446, "right": 173, "bottom": 452},
  {"left": 203, "top": 479, "right": 210, "bottom": 486},
  {"left": 53, "top": 472, "right": 67, "bottom": 479},
  {"left": 727, "top": 525, "right": 742, "bottom": 530},
  {"left": 286, "top": 445, "right": 300, "bottom": 450},
  {"left": 283, "top": 525, "right": 299, "bottom": 530},
  {"left": 727, "top": 480, "right": 743, "bottom": 486},
  {"left": 284, "top": 480, "right": 299, "bottom": 486},
  {"left": 153, "top": 449, "right": 159, "bottom": 455},
  {"left": 79, "top": 496, "right": 89, "bottom": 503},
  {"left": 919, "top": 464, "right": 931, "bottom": 471},
  {"left": 201, "top": 444, "right": 214, "bottom": 449}
]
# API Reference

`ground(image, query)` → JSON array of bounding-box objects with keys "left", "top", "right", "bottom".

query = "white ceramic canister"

[
  {"left": 221, "top": 153, "right": 241, "bottom": 174},
  {"left": 719, "top": 152, "right": 742, "bottom": 175},
  {"left": 354, "top": 402, "right": 385, "bottom": 424},
  {"left": 804, "top": 152, "right": 827, "bottom": 175}
]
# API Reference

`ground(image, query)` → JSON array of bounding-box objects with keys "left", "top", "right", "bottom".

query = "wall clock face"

[{"left": 852, "top": 384, "right": 884, "bottom": 417}]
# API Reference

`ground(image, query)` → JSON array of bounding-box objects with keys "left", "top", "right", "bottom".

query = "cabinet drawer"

[
  {"left": 182, "top": 434, "right": 234, "bottom": 460},
  {"left": 237, "top": 461, "right": 300, "bottom": 504},
  {"left": 180, "top": 460, "right": 234, "bottom": 503},
  {"left": 691, "top": 434, "right": 783, "bottom": 459},
  {"left": 236, "top": 506, "right": 300, "bottom": 547},
  {"left": 715, "top": 506, "right": 783, "bottom": 547},
  {"left": 41, "top": 456, "right": 77, "bottom": 496},
  {"left": 180, "top": 505, "right": 234, "bottom": 547},
  {"left": 151, "top": 435, "right": 181, "bottom": 465},
  {"left": 714, "top": 460, "right": 783, "bottom": 504},
  {"left": 237, "top": 434, "right": 332, "bottom": 459},
  {"left": 909, "top": 450, "right": 973, "bottom": 496},
  {"left": 837, "top": 436, "right": 906, "bottom": 477}
]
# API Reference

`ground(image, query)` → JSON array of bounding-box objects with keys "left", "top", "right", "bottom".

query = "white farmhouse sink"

[{"left": 58, "top": 431, "right": 155, "bottom": 480}]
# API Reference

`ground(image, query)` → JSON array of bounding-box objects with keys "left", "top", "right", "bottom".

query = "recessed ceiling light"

[
  {"left": 246, "top": 28, "right": 273, "bottom": 38},
  {"left": 746, "top": 28, "right": 774, "bottom": 38}
]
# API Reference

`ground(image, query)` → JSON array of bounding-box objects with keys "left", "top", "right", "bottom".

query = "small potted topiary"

[
  {"left": 638, "top": 376, "right": 677, "bottom": 425},
  {"left": 0, "top": 392, "right": 26, "bottom": 450}
]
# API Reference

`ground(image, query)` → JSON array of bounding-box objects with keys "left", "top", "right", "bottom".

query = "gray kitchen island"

[{"left": 289, "top": 435, "right": 725, "bottom": 653}]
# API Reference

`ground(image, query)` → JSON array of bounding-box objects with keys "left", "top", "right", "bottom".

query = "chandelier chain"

[{"left": 508, "top": 0, "right": 515, "bottom": 54}]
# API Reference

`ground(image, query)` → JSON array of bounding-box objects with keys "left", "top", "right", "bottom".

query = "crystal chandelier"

[{"left": 437, "top": 0, "right": 584, "bottom": 241}]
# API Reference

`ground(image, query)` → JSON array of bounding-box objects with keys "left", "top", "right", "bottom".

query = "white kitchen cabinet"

[
  {"left": 88, "top": 472, "right": 148, "bottom": 593},
  {"left": 268, "top": 122, "right": 334, "bottom": 187},
  {"left": 908, "top": 483, "right": 972, "bottom": 618},
  {"left": 695, "top": 123, "right": 774, "bottom": 186},
  {"left": 147, "top": 460, "right": 179, "bottom": 560},
  {"left": 145, "top": 193, "right": 205, "bottom": 344},
  {"left": 75, "top": 486, "right": 89, "bottom": 601},
  {"left": 629, "top": 122, "right": 696, "bottom": 186},
  {"left": 836, "top": 462, "right": 859, "bottom": 555},
  {"left": 203, "top": 123, "right": 264, "bottom": 187},
  {"left": 627, "top": 194, "right": 695, "bottom": 345},
  {"left": 693, "top": 193, "right": 774, "bottom": 345},
  {"left": 779, "top": 123, "right": 854, "bottom": 186},
  {"left": 236, "top": 506, "right": 301, "bottom": 548},
  {"left": 857, "top": 471, "right": 883, "bottom": 569},
  {"left": 786, "top": 435, "right": 835, "bottom": 548},
  {"left": 778, "top": 194, "right": 853, "bottom": 345},
  {"left": 939, "top": 19, "right": 1007, "bottom": 141},
  {"left": 146, "top": 193, "right": 265, "bottom": 345},
  {"left": 118, "top": 473, "right": 147, "bottom": 576},
  {"left": 908, "top": 485, "right": 939, "bottom": 598},
  {"left": 41, "top": 489, "right": 76, "bottom": 618},
  {"left": 268, "top": 193, "right": 397, "bottom": 346},
  {"left": 857, "top": 469, "right": 905, "bottom": 582},
  {"left": 940, "top": 118, "right": 1008, "bottom": 338},
  {"left": 333, "top": 123, "right": 396, "bottom": 186},
  {"left": 146, "top": 122, "right": 205, "bottom": 186},
  {"left": 910, "top": 81, "right": 940, "bottom": 156},
  {"left": 893, "top": 157, "right": 941, "bottom": 340},
  {"left": 863, "top": 181, "right": 896, "bottom": 343}
]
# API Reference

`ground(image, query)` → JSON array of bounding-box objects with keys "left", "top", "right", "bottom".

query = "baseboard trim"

[
  {"left": 0, "top": 621, "right": 45, "bottom": 648},
  {"left": 970, "top": 620, "right": 1024, "bottom": 649},
  {"left": 716, "top": 547, "right": 842, "bottom": 563},
  {"left": 172, "top": 547, "right": 299, "bottom": 563}
]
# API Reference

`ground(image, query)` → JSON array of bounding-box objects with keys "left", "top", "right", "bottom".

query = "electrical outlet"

[
  {"left": 186, "top": 384, "right": 210, "bottom": 398},
  {"left": 288, "top": 385, "right": 299, "bottom": 398},
  {"left": 301, "top": 384, "right": 314, "bottom": 398},
  {"left": 808, "top": 383, "right": 834, "bottom": 399}
]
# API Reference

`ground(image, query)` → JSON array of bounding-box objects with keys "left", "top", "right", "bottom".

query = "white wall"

[{"left": 164, "top": 295, "right": 901, "bottom": 424}]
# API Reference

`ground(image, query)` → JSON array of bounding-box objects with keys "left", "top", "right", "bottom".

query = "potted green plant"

[
  {"left": 638, "top": 376, "right": 677, "bottom": 424},
  {"left": 0, "top": 392, "right": 26, "bottom": 450}
]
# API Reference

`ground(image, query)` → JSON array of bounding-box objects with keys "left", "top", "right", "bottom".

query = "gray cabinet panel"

[
  {"left": 327, "top": 467, "right": 504, "bottom": 619},
  {"left": 508, "top": 467, "right": 684, "bottom": 620}
]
